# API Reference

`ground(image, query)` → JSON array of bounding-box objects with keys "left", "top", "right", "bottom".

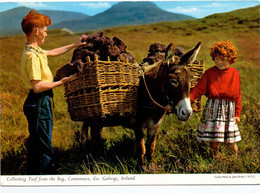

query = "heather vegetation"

[{"left": 1, "top": 5, "right": 259, "bottom": 175}]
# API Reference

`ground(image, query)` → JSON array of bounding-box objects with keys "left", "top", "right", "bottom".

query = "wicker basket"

[
  {"left": 188, "top": 60, "right": 205, "bottom": 112},
  {"left": 64, "top": 55, "right": 140, "bottom": 121},
  {"left": 64, "top": 57, "right": 204, "bottom": 122}
]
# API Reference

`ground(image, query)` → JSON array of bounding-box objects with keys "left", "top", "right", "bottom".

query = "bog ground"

[{"left": 1, "top": 7, "right": 259, "bottom": 174}]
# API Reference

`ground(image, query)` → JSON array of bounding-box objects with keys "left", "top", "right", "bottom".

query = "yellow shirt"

[{"left": 21, "top": 45, "right": 53, "bottom": 89}]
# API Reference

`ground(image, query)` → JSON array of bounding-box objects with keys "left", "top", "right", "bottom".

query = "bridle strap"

[{"left": 139, "top": 67, "right": 171, "bottom": 112}]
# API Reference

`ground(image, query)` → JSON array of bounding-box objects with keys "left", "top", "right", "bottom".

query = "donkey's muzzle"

[
  {"left": 175, "top": 97, "right": 193, "bottom": 121},
  {"left": 178, "top": 108, "right": 192, "bottom": 121}
]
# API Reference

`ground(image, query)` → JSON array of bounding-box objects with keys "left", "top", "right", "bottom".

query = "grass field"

[{"left": 1, "top": 6, "right": 259, "bottom": 175}]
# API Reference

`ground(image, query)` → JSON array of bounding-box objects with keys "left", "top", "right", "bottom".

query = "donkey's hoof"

[
  {"left": 139, "top": 163, "right": 161, "bottom": 173},
  {"left": 141, "top": 165, "right": 147, "bottom": 171},
  {"left": 147, "top": 162, "right": 162, "bottom": 173}
]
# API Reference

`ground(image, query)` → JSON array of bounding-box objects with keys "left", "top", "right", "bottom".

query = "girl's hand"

[
  {"left": 235, "top": 117, "right": 240, "bottom": 124},
  {"left": 60, "top": 73, "right": 78, "bottom": 84},
  {"left": 74, "top": 34, "right": 88, "bottom": 47}
]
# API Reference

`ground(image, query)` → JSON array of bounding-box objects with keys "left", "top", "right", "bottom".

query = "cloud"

[
  {"left": 17, "top": 2, "right": 49, "bottom": 8},
  {"left": 201, "top": 3, "right": 226, "bottom": 8},
  {"left": 166, "top": 2, "right": 229, "bottom": 17},
  {"left": 79, "top": 2, "right": 111, "bottom": 9},
  {"left": 167, "top": 2, "right": 228, "bottom": 14},
  {"left": 167, "top": 6, "right": 198, "bottom": 14}
]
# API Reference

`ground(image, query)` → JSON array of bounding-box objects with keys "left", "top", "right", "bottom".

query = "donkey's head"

[{"left": 164, "top": 41, "right": 201, "bottom": 121}]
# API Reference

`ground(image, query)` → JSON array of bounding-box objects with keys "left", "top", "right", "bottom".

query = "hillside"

[
  {"left": 119, "top": 4, "right": 260, "bottom": 36},
  {"left": 49, "top": 1, "right": 194, "bottom": 33},
  {"left": 0, "top": 6, "right": 89, "bottom": 36}
]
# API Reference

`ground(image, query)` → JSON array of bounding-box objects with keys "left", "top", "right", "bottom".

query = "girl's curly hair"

[
  {"left": 210, "top": 40, "right": 237, "bottom": 64},
  {"left": 21, "top": 9, "right": 51, "bottom": 35}
]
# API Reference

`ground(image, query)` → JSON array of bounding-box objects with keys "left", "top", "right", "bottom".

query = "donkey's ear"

[
  {"left": 165, "top": 43, "right": 175, "bottom": 66},
  {"left": 179, "top": 41, "right": 201, "bottom": 66}
]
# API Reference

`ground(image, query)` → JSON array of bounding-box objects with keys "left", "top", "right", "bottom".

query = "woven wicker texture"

[
  {"left": 64, "top": 55, "right": 140, "bottom": 121},
  {"left": 64, "top": 57, "right": 204, "bottom": 121},
  {"left": 188, "top": 60, "right": 205, "bottom": 112}
]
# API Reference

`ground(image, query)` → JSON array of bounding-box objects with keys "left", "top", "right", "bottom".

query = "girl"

[
  {"left": 190, "top": 40, "right": 241, "bottom": 158},
  {"left": 21, "top": 9, "right": 87, "bottom": 174}
]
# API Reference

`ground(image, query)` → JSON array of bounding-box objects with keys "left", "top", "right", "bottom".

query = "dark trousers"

[{"left": 23, "top": 89, "right": 54, "bottom": 175}]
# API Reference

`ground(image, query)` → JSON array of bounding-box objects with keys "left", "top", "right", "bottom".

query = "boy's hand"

[
  {"left": 61, "top": 73, "right": 78, "bottom": 84},
  {"left": 74, "top": 34, "right": 88, "bottom": 47}
]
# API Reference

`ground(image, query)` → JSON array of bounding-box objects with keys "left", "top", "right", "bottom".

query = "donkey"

[
  {"left": 134, "top": 41, "right": 201, "bottom": 168},
  {"left": 82, "top": 41, "right": 201, "bottom": 169}
]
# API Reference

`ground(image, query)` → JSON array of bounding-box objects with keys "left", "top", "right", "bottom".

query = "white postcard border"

[{"left": 1, "top": 173, "right": 259, "bottom": 186}]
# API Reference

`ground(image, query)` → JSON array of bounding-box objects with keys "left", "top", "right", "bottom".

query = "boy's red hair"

[
  {"left": 210, "top": 40, "right": 237, "bottom": 64},
  {"left": 21, "top": 9, "right": 51, "bottom": 35}
]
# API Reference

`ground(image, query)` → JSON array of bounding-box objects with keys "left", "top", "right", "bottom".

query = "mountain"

[
  {"left": 50, "top": 1, "right": 194, "bottom": 33},
  {"left": 0, "top": 6, "right": 89, "bottom": 36},
  {"left": 130, "top": 5, "right": 260, "bottom": 36}
]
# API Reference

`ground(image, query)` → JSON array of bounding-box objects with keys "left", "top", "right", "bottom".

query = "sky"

[{"left": 0, "top": 0, "right": 259, "bottom": 18}]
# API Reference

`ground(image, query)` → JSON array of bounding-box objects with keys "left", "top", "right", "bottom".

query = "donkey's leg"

[
  {"left": 146, "top": 124, "right": 160, "bottom": 164},
  {"left": 90, "top": 123, "right": 104, "bottom": 145},
  {"left": 81, "top": 121, "right": 90, "bottom": 139},
  {"left": 134, "top": 127, "right": 146, "bottom": 168}
]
